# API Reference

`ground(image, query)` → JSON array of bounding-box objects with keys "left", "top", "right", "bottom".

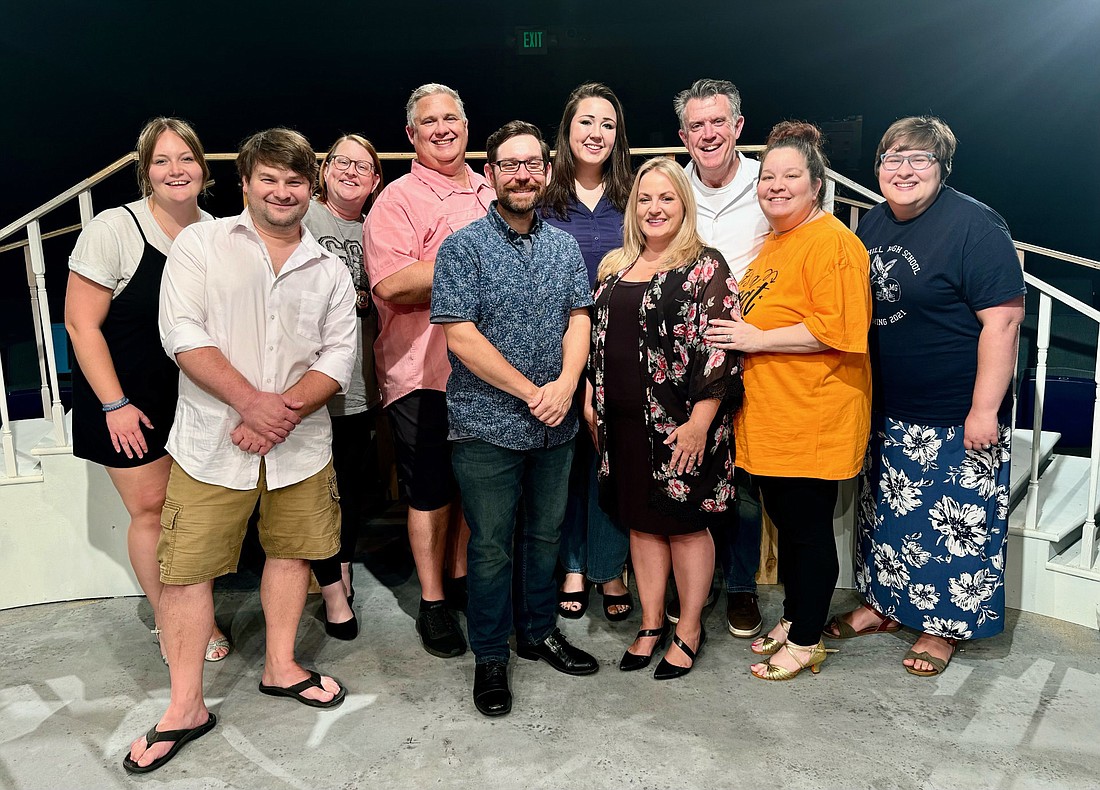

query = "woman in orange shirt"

[{"left": 706, "top": 122, "right": 871, "bottom": 680}]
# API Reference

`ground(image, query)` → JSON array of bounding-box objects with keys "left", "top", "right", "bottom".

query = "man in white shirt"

[
  {"left": 673, "top": 79, "right": 769, "bottom": 639},
  {"left": 124, "top": 128, "right": 356, "bottom": 775}
]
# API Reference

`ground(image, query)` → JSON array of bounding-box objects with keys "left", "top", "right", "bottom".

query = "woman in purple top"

[{"left": 542, "top": 83, "right": 634, "bottom": 620}]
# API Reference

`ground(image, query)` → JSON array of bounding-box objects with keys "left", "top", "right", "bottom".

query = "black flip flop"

[
  {"left": 258, "top": 670, "right": 347, "bottom": 709},
  {"left": 122, "top": 713, "right": 217, "bottom": 774}
]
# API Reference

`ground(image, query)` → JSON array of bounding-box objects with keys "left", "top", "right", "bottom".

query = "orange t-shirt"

[{"left": 734, "top": 213, "right": 871, "bottom": 479}]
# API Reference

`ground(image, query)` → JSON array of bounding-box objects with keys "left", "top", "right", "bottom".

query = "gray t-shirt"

[{"left": 303, "top": 200, "right": 380, "bottom": 415}]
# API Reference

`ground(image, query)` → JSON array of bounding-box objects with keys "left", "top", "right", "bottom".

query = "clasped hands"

[
  {"left": 230, "top": 390, "right": 304, "bottom": 456},
  {"left": 528, "top": 377, "right": 574, "bottom": 428}
]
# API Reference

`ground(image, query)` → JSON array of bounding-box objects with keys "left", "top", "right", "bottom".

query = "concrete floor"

[{"left": 2, "top": 542, "right": 1099, "bottom": 790}]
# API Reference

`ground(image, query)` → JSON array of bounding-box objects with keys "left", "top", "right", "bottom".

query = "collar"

[
  {"left": 230, "top": 208, "right": 327, "bottom": 266},
  {"left": 487, "top": 200, "right": 543, "bottom": 242},
  {"left": 410, "top": 159, "right": 486, "bottom": 201}
]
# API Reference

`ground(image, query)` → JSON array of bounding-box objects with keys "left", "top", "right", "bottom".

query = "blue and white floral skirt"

[{"left": 855, "top": 416, "right": 1011, "bottom": 640}]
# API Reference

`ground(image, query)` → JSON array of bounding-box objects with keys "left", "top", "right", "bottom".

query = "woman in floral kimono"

[
  {"left": 586, "top": 158, "right": 741, "bottom": 680},
  {"left": 823, "top": 116, "right": 1025, "bottom": 676}
]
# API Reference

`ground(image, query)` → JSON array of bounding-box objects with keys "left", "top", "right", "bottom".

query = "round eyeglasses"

[
  {"left": 880, "top": 152, "right": 937, "bottom": 171},
  {"left": 329, "top": 155, "right": 375, "bottom": 176}
]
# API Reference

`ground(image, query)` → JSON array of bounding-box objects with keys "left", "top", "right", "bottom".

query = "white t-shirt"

[
  {"left": 68, "top": 198, "right": 213, "bottom": 295},
  {"left": 685, "top": 153, "right": 770, "bottom": 280}
]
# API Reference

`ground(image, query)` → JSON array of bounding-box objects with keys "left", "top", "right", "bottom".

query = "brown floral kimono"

[{"left": 589, "top": 246, "right": 743, "bottom": 525}]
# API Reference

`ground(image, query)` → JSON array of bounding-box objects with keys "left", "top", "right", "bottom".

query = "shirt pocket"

[{"left": 296, "top": 291, "right": 327, "bottom": 343}]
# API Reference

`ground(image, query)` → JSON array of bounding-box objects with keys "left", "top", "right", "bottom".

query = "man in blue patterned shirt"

[{"left": 431, "top": 120, "right": 596, "bottom": 717}]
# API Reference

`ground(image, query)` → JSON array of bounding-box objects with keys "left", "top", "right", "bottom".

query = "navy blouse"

[{"left": 541, "top": 195, "right": 624, "bottom": 286}]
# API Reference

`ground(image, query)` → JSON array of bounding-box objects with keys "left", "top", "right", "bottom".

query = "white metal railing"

[{"left": 1, "top": 145, "right": 1099, "bottom": 574}]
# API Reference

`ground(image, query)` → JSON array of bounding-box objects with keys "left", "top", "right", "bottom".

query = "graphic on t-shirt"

[
  {"left": 870, "top": 254, "right": 901, "bottom": 303},
  {"left": 738, "top": 268, "right": 778, "bottom": 316},
  {"left": 317, "top": 234, "right": 369, "bottom": 312}
]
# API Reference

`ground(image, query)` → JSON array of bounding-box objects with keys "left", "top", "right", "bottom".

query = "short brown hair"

[
  {"left": 485, "top": 120, "right": 549, "bottom": 165},
  {"left": 237, "top": 128, "right": 318, "bottom": 189},
  {"left": 136, "top": 117, "right": 210, "bottom": 198},
  {"left": 874, "top": 116, "right": 956, "bottom": 180}
]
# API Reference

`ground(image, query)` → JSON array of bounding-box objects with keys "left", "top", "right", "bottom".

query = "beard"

[
  {"left": 497, "top": 184, "right": 543, "bottom": 215},
  {"left": 250, "top": 199, "right": 308, "bottom": 230}
]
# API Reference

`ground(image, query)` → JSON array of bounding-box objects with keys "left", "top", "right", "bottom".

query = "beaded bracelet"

[{"left": 102, "top": 397, "right": 130, "bottom": 412}]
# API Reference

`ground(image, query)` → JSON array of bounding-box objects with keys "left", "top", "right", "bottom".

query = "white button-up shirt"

[{"left": 159, "top": 209, "right": 356, "bottom": 490}]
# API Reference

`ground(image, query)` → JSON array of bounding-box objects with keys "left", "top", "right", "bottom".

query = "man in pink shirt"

[{"left": 364, "top": 83, "right": 494, "bottom": 658}]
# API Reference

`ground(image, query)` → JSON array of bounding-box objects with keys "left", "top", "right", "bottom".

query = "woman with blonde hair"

[
  {"left": 65, "top": 117, "right": 229, "bottom": 663},
  {"left": 587, "top": 157, "right": 741, "bottom": 679}
]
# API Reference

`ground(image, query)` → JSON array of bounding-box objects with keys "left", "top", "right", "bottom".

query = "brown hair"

[
  {"left": 236, "top": 128, "right": 318, "bottom": 189},
  {"left": 543, "top": 82, "right": 633, "bottom": 220},
  {"left": 135, "top": 117, "right": 210, "bottom": 198},
  {"left": 760, "top": 121, "right": 828, "bottom": 210},
  {"left": 316, "top": 133, "right": 385, "bottom": 212},
  {"left": 485, "top": 120, "right": 550, "bottom": 164},
  {"left": 874, "top": 115, "right": 956, "bottom": 180}
]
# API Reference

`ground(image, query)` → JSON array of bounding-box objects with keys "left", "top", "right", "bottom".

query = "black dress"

[
  {"left": 70, "top": 206, "right": 179, "bottom": 468},
  {"left": 603, "top": 280, "right": 696, "bottom": 536}
]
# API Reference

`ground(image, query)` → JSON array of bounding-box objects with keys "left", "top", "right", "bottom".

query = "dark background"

[
  {"left": 3, "top": 0, "right": 1098, "bottom": 258},
  {"left": 2, "top": 0, "right": 1099, "bottom": 382}
]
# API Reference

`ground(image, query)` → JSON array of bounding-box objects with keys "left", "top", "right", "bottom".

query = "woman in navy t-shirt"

[{"left": 824, "top": 117, "right": 1025, "bottom": 677}]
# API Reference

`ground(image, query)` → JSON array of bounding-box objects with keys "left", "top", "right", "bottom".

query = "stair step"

[
  {"left": 1047, "top": 538, "right": 1100, "bottom": 581},
  {"left": 0, "top": 417, "right": 52, "bottom": 483},
  {"left": 1009, "top": 428, "right": 1061, "bottom": 505},
  {"left": 29, "top": 410, "right": 72, "bottom": 456},
  {"left": 1009, "top": 454, "right": 1093, "bottom": 543}
]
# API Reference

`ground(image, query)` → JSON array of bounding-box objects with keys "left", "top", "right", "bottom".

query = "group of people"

[{"left": 60, "top": 77, "right": 1024, "bottom": 774}]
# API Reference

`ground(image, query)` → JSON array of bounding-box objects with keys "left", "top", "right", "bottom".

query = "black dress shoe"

[
  {"left": 321, "top": 602, "right": 359, "bottom": 641},
  {"left": 653, "top": 627, "right": 706, "bottom": 681},
  {"left": 516, "top": 628, "right": 599, "bottom": 675},
  {"left": 473, "top": 661, "right": 511, "bottom": 716},
  {"left": 619, "top": 621, "right": 670, "bottom": 672}
]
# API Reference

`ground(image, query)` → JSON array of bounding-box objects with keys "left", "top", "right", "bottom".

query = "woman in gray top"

[{"left": 304, "top": 134, "right": 384, "bottom": 640}]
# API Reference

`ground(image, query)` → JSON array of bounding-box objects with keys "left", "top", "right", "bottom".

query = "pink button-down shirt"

[{"left": 363, "top": 160, "right": 494, "bottom": 406}]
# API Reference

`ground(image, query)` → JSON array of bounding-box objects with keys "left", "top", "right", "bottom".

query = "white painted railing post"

[
  {"left": 24, "top": 247, "right": 52, "bottom": 417},
  {"left": 848, "top": 204, "right": 859, "bottom": 231},
  {"left": 1084, "top": 331, "right": 1100, "bottom": 571},
  {"left": 78, "top": 190, "right": 94, "bottom": 227},
  {"left": 0, "top": 324, "right": 15, "bottom": 478},
  {"left": 1025, "top": 293, "right": 1052, "bottom": 531},
  {"left": 25, "top": 221, "right": 68, "bottom": 447}
]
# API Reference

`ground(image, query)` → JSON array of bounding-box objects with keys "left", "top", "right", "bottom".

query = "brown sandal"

[
  {"left": 823, "top": 603, "right": 902, "bottom": 639},
  {"left": 904, "top": 637, "right": 957, "bottom": 677}
]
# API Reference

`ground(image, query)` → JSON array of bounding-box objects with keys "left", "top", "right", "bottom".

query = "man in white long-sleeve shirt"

[{"left": 124, "top": 128, "right": 356, "bottom": 775}]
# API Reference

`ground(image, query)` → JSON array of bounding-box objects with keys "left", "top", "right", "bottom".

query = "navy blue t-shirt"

[{"left": 857, "top": 186, "right": 1025, "bottom": 425}]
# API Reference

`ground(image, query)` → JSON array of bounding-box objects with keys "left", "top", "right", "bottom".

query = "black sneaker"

[
  {"left": 416, "top": 600, "right": 467, "bottom": 658},
  {"left": 726, "top": 592, "right": 762, "bottom": 638}
]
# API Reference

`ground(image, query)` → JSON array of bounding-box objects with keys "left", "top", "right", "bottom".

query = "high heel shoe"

[
  {"left": 750, "top": 618, "right": 791, "bottom": 656},
  {"left": 557, "top": 581, "right": 591, "bottom": 620},
  {"left": 751, "top": 640, "right": 837, "bottom": 681},
  {"left": 598, "top": 569, "right": 633, "bottom": 621},
  {"left": 653, "top": 627, "right": 706, "bottom": 680},
  {"left": 619, "top": 621, "right": 670, "bottom": 672}
]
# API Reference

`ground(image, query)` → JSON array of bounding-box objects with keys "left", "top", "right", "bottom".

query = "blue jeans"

[
  {"left": 713, "top": 471, "right": 761, "bottom": 594},
  {"left": 452, "top": 438, "right": 574, "bottom": 664},
  {"left": 558, "top": 434, "right": 629, "bottom": 584}
]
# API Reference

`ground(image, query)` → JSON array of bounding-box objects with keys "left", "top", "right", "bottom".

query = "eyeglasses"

[
  {"left": 329, "top": 155, "right": 375, "bottom": 176},
  {"left": 491, "top": 158, "right": 546, "bottom": 175},
  {"left": 880, "top": 152, "right": 937, "bottom": 171}
]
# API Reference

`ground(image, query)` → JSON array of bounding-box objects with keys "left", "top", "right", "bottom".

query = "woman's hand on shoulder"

[
  {"left": 705, "top": 315, "right": 765, "bottom": 354},
  {"left": 105, "top": 404, "right": 152, "bottom": 460}
]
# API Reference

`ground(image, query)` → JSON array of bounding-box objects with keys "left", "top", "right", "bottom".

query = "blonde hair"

[{"left": 597, "top": 157, "right": 704, "bottom": 281}]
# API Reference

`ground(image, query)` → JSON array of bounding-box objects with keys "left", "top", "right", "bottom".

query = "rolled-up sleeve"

[
  {"left": 310, "top": 269, "right": 358, "bottom": 392},
  {"left": 159, "top": 225, "right": 217, "bottom": 360}
]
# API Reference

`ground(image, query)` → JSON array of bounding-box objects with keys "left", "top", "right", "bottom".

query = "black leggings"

[
  {"left": 755, "top": 476, "right": 839, "bottom": 646},
  {"left": 312, "top": 410, "right": 376, "bottom": 587}
]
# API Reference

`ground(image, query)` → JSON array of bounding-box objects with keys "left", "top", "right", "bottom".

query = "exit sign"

[{"left": 516, "top": 27, "right": 547, "bottom": 55}]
